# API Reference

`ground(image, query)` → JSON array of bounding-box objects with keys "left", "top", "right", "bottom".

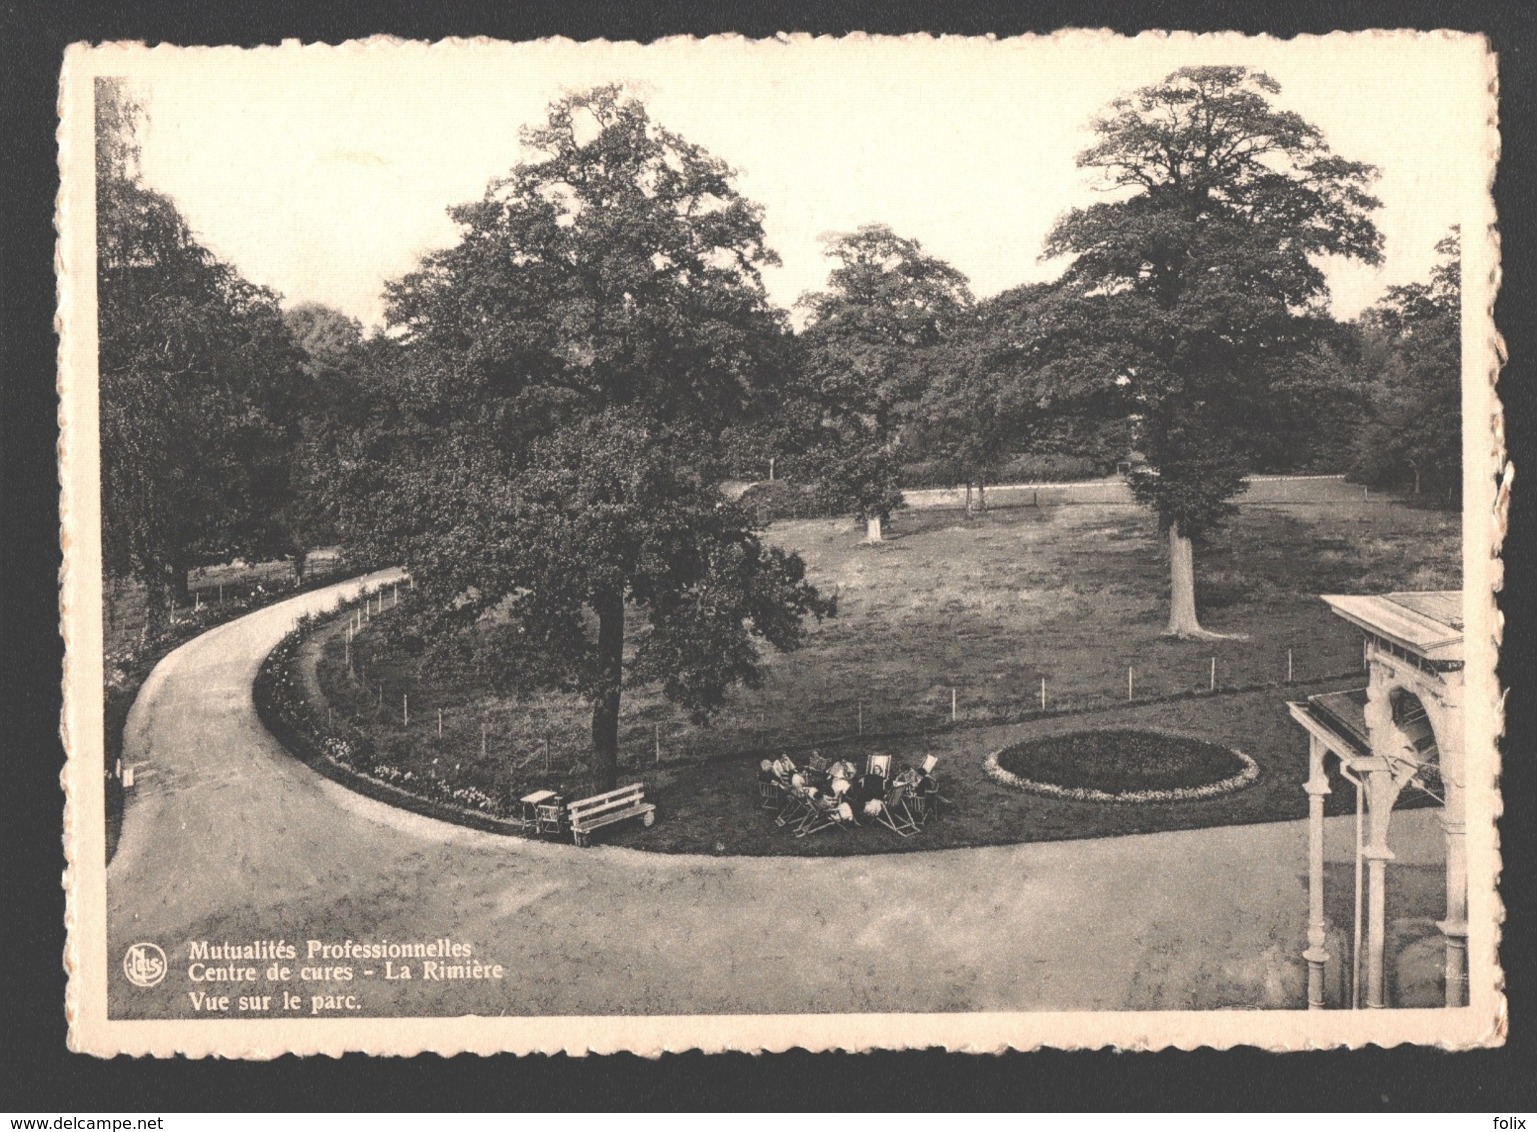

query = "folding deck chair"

[
  {"left": 757, "top": 760, "right": 783, "bottom": 810},
  {"left": 775, "top": 781, "right": 817, "bottom": 830},
  {"left": 874, "top": 781, "right": 919, "bottom": 836},
  {"left": 796, "top": 792, "right": 854, "bottom": 837}
]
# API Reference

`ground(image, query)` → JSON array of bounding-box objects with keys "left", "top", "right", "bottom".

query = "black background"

[{"left": 4, "top": 0, "right": 1533, "bottom": 1111}]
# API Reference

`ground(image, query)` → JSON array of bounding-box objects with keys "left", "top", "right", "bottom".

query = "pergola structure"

[{"left": 1287, "top": 591, "right": 1465, "bottom": 1010}]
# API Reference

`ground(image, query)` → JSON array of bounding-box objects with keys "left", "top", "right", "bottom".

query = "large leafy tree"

[
  {"left": 908, "top": 282, "right": 1112, "bottom": 513},
  {"left": 1351, "top": 230, "right": 1461, "bottom": 499},
  {"left": 1043, "top": 66, "right": 1382, "bottom": 636},
  {"left": 280, "top": 302, "right": 369, "bottom": 577},
  {"left": 96, "top": 78, "right": 306, "bottom": 622},
  {"left": 796, "top": 224, "right": 975, "bottom": 538},
  {"left": 385, "top": 84, "right": 786, "bottom": 451},
  {"left": 365, "top": 88, "right": 830, "bottom": 790}
]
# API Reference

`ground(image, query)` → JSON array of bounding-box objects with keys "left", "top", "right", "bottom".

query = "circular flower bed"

[{"left": 985, "top": 728, "right": 1259, "bottom": 803}]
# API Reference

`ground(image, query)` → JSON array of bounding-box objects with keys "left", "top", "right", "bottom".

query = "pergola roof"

[{"left": 1320, "top": 591, "right": 1464, "bottom": 664}]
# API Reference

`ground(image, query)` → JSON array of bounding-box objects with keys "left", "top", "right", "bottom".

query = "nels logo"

[{"left": 123, "top": 942, "right": 167, "bottom": 988}]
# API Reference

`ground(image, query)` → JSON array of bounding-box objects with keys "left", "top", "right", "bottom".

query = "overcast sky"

[{"left": 117, "top": 32, "right": 1490, "bottom": 332}]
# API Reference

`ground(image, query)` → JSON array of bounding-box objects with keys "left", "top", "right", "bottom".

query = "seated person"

[
  {"left": 827, "top": 758, "right": 858, "bottom": 783},
  {"left": 913, "top": 756, "right": 940, "bottom": 815},
  {"left": 855, "top": 762, "right": 888, "bottom": 804}
]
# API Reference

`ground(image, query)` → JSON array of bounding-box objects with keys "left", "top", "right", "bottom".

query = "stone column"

[
  {"left": 1438, "top": 812, "right": 1468, "bottom": 1007},
  {"left": 1362, "top": 839, "right": 1394, "bottom": 1009},
  {"left": 1432, "top": 679, "right": 1468, "bottom": 1008},
  {"left": 1362, "top": 769, "right": 1401, "bottom": 1010},
  {"left": 1303, "top": 736, "right": 1332, "bottom": 1009}
]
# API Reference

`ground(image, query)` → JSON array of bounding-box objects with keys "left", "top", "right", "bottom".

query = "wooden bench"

[{"left": 566, "top": 783, "right": 656, "bottom": 847}]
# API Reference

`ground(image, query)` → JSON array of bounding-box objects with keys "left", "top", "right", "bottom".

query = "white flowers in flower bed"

[
  {"left": 983, "top": 739, "right": 1260, "bottom": 804},
  {"left": 448, "top": 785, "right": 497, "bottom": 812}
]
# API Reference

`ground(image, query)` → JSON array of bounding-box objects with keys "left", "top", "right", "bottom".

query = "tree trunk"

[
  {"left": 866, "top": 516, "right": 883, "bottom": 542},
  {"left": 168, "top": 557, "right": 191, "bottom": 607},
  {"left": 143, "top": 565, "right": 169, "bottom": 637},
  {"left": 977, "top": 479, "right": 987, "bottom": 512},
  {"left": 588, "top": 589, "right": 625, "bottom": 792},
  {"left": 1165, "top": 521, "right": 1206, "bottom": 638},
  {"left": 964, "top": 482, "right": 973, "bottom": 516},
  {"left": 1413, "top": 469, "right": 1422, "bottom": 495}
]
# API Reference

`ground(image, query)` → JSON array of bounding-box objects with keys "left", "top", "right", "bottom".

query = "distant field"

[
  {"left": 899, "top": 473, "right": 1386, "bottom": 510},
  {"left": 320, "top": 495, "right": 1460, "bottom": 814}
]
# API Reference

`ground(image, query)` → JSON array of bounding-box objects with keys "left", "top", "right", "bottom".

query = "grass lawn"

[{"left": 309, "top": 493, "right": 1458, "bottom": 854}]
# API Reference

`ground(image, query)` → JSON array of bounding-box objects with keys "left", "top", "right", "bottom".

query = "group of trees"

[
  {"left": 97, "top": 79, "right": 307, "bottom": 623},
  {"left": 99, "top": 68, "right": 1462, "bottom": 785},
  {"left": 96, "top": 79, "right": 374, "bottom": 625}
]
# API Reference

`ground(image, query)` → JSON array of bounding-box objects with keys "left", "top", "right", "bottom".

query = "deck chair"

[
  {"left": 775, "top": 782, "right": 816, "bottom": 830},
  {"left": 866, "top": 753, "right": 892, "bottom": 778},
  {"left": 796, "top": 793, "right": 853, "bottom": 837},
  {"left": 875, "top": 782, "right": 919, "bottom": 836},
  {"left": 808, "top": 751, "right": 830, "bottom": 775},
  {"left": 757, "top": 760, "right": 783, "bottom": 810}
]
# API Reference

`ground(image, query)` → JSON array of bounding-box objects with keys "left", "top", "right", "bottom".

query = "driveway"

[{"left": 106, "top": 572, "right": 1444, "bottom": 1018}]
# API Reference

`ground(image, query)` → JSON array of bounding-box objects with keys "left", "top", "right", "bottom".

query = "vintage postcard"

[{"left": 59, "top": 31, "right": 1505, "bottom": 1057}]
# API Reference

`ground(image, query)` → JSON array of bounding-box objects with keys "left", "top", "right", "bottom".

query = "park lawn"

[
  {"left": 313, "top": 495, "right": 1458, "bottom": 852},
  {"left": 601, "top": 685, "right": 1439, "bottom": 856}
]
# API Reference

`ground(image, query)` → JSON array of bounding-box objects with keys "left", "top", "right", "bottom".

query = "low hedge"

[{"left": 737, "top": 480, "right": 838, "bottom": 524}]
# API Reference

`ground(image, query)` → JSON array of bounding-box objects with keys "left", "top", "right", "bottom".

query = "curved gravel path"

[{"left": 106, "top": 572, "right": 1443, "bottom": 1019}]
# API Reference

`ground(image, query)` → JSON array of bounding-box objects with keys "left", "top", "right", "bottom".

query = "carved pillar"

[
  {"left": 1303, "top": 735, "right": 1332, "bottom": 1009},
  {"left": 1362, "top": 769, "right": 1403, "bottom": 1009},
  {"left": 1431, "top": 677, "right": 1468, "bottom": 1007},
  {"left": 1359, "top": 666, "right": 1400, "bottom": 1009}
]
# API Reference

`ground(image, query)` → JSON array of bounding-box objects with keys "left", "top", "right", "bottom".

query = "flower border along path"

[
  {"left": 985, "top": 727, "right": 1260, "bottom": 804},
  {"left": 254, "top": 604, "right": 534, "bottom": 839}
]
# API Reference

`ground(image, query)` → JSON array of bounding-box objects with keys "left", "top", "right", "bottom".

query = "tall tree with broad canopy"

[
  {"left": 1043, "top": 66, "right": 1382, "bottom": 637},
  {"left": 368, "top": 87, "right": 831, "bottom": 790},
  {"left": 97, "top": 78, "right": 306, "bottom": 624},
  {"left": 796, "top": 224, "right": 975, "bottom": 539}
]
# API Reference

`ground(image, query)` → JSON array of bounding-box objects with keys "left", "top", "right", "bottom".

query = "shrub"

[{"left": 737, "top": 479, "right": 835, "bottom": 524}]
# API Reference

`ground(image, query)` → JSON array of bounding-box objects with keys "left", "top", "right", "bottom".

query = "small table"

[{"left": 520, "top": 789, "right": 563, "bottom": 836}]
